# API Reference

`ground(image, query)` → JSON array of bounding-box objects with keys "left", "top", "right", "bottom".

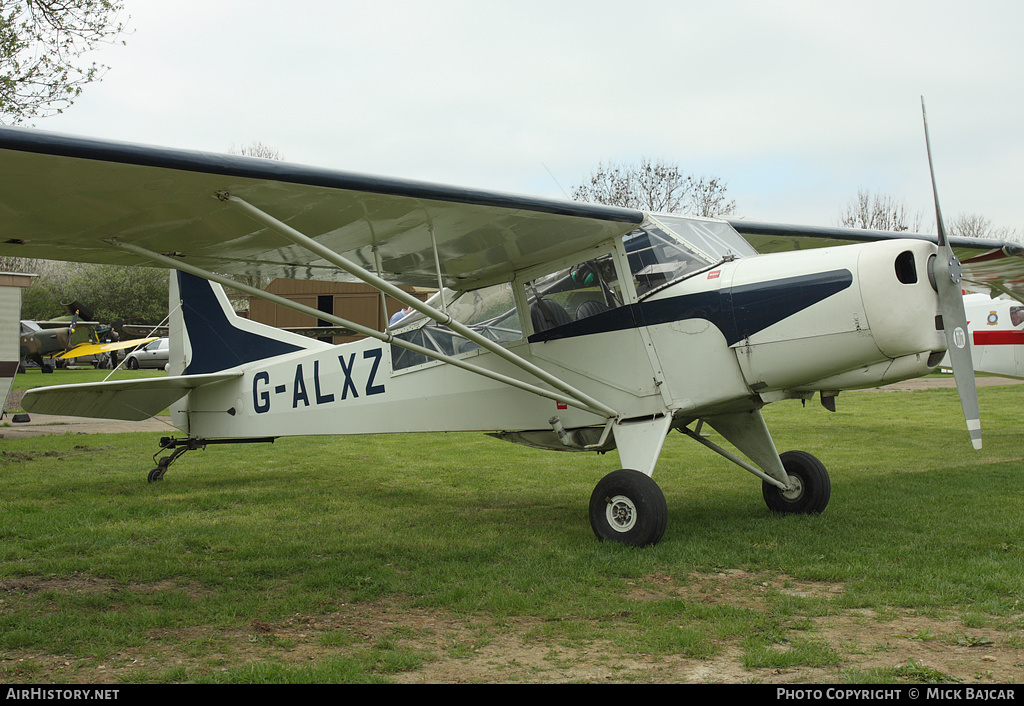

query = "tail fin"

[{"left": 170, "top": 271, "right": 328, "bottom": 376}]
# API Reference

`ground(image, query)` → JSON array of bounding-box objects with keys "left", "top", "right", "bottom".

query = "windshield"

[
  {"left": 653, "top": 215, "right": 758, "bottom": 260},
  {"left": 624, "top": 225, "right": 712, "bottom": 296},
  {"left": 624, "top": 216, "right": 756, "bottom": 296}
]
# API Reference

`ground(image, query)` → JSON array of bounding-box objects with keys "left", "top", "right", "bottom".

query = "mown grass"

[{"left": 1, "top": 380, "right": 1023, "bottom": 682}]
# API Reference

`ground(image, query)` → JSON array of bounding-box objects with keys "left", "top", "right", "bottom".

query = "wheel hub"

[
  {"left": 606, "top": 495, "right": 637, "bottom": 533},
  {"left": 781, "top": 473, "right": 804, "bottom": 501}
]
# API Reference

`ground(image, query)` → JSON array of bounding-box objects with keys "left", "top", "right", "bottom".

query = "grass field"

[
  {"left": 10, "top": 367, "right": 168, "bottom": 390},
  {"left": 1, "top": 372, "right": 1023, "bottom": 683}
]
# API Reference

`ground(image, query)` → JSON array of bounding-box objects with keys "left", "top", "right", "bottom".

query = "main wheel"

[
  {"left": 589, "top": 469, "right": 668, "bottom": 547},
  {"left": 762, "top": 450, "right": 830, "bottom": 514}
]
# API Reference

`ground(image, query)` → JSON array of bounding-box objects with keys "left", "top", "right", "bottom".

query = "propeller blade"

[{"left": 922, "top": 98, "right": 982, "bottom": 450}]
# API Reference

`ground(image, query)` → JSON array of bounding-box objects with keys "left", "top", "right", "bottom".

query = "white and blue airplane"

[{"left": 2, "top": 105, "right": 1022, "bottom": 547}]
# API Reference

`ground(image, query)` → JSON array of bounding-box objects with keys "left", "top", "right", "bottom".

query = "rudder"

[{"left": 169, "top": 271, "right": 327, "bottom": 376}]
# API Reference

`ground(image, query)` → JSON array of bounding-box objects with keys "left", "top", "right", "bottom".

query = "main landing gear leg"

[
  {"left": 683, "top": 410, "right": 831, "bottom": 515},
  {"left": 588, "top": 415, "right": 673, "bottom": 547}
]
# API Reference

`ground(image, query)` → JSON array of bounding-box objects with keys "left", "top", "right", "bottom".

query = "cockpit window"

[
  {"left": 390, "top": 283, "right": 522, "bottom": 370},
  {"left": 391, "top": 249, "right": 628, "bottom": 369},
  {"left": 387, "top": 216, "right": 757, "bottom": 368},
  {"left": 1011, "top": 306, "right": 1024, "bottom": 328},
  {"left": 525, "top": 253, "right": 625, "bottom": 334}
]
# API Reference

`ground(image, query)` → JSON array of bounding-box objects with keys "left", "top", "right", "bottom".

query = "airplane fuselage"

[{"left": 176, "top": 234, "right": 946, "bottom": 449}]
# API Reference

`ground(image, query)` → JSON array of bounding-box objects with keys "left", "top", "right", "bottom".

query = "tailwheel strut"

[
  {"left": 147, "top": 436, "right": 276, "bottom": 482},
  {"left": 149, "top": 437, "right": 205, "bottom": 483}
]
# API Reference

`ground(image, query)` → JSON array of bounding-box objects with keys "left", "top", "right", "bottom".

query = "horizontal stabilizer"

[
  {"left": 55, "top": 337, "right": 159, "bottom": 359},
  {"left": 22, "top": 371, "right": 242, "bottom": 421}
]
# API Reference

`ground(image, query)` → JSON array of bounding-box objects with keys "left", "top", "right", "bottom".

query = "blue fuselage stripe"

[{"left": 529, "top": 270, "right": 854, "bottom": 345}]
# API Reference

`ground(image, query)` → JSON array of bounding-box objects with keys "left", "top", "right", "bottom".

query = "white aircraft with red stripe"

[{"left": 943, "top": 293, "right": 1024, "bottom": 378}]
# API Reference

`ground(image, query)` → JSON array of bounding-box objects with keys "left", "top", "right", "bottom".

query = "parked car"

[{"left": 124, "top": 337, "right": 169, "bottom": 370}]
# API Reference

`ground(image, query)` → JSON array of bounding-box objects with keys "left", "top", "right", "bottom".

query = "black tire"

[
  {"left": 762, "top": 450, "right": 830, "bottom": 515},
  {"left": 589, "top": 469, "right": 668, "bottom": 547},
  {"left": 126, "top": 357, "right": 139, "bottom": 370}
]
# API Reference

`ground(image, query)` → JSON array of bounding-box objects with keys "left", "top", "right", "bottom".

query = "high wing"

[
  {"left": 33, "top": 320, "right": 100, "bottom": 329},
  {"left": 120, "top": 325, "right": 352, "bottom": 339},
  {"left": 0, "top": 127, "right": 643, "bottom": 290},
  {"left": 280, "top": 326, "right": 357, "bottom": 339},
  {"left": 727, "top": 219, "right": 1024, "bottom": 303},
  {"left": 54, "top": 336, "right": 159, "bottom": 360},
  {"left": 121, "top": 325, "right": 168, "bottom": 338}
]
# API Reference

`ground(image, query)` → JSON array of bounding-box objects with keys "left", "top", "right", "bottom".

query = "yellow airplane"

[{"left": 53, "top": 337, "right": 159, "bottom": 362}]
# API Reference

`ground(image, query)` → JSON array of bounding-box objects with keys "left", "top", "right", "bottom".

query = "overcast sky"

[{"left": 35, "top": 0, "right": 1024, "bottom": 232}]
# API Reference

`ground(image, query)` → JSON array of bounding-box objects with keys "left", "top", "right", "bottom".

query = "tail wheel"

[
  {"left": 589, "top": 469, "right": 668, "bottom": 547},
  {"left": 762, "top": 450, "right": 831, "bottom": 515}
]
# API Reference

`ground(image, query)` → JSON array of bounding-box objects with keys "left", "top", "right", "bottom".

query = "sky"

[{"left": 30, "top": 0, "right": 1024, "bottom": 233}]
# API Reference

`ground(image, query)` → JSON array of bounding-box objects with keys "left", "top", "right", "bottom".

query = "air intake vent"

[{"left": 895, "top": 250, "right": 918, "bottom": 284}]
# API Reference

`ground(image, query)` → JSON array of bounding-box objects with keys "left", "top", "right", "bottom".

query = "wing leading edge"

[{"left": 0, "top": 127, "right": 643, "bottom": 290}]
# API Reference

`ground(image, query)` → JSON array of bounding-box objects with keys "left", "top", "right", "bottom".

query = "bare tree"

[
  {"left": 1, "top": 0, "right": 128, "bottom": 124},
  {"left": 836, "top": 189, "right": 924, "bottom": 233},
  {"left": 228, "top": 141, "right": 283, "bottom": 161},
  {"left": 571, "top": 158, "right": 736, "bottom": 217},
  {"left": 949, "top": 213, "right": 993, "bottom": 239},
  {"left": 222, "top": 142, "right": 286, "bottom": 303},
  {"left": 837, "top": 191, "right": 1022, "bottom": 245},
  {"left": 948, "top": 213, "right": 1022, "bottom": 245}
]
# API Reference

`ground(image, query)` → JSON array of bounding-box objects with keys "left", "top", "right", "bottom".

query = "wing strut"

[
  {"left": 109, "top": 240, "right": 618, "bottom": 420},
  {"left": 217, "top": 192, "right": 618, "bottom": 418}
]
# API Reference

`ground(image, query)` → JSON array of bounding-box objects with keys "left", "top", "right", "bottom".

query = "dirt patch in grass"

[{"left": 1, "top": 571, "right": 1022, "bottom": 684}]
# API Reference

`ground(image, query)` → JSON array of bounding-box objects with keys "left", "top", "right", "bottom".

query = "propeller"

[{"left": 922, "top": 97, "right": 982, "bottom": 450}]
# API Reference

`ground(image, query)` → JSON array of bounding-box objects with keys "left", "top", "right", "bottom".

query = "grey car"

[{"left": 124, "top": 337, "right": 169, "bottom": 370}]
